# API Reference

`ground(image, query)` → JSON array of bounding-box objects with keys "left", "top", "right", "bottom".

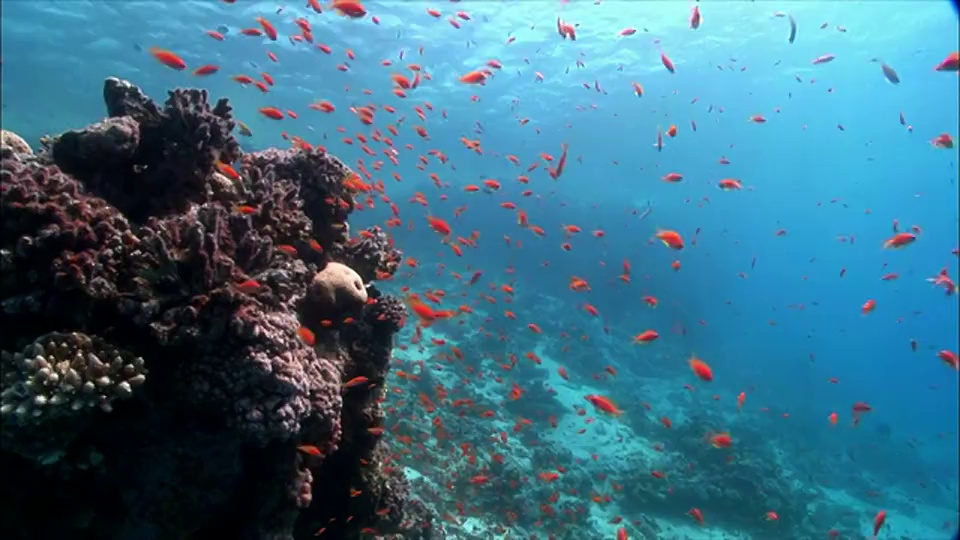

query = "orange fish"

[
  {"left": 215, "top": 161, "right": 241, "bottom": 180},
  {"left": 193, "top": 64, "right": 219, "bottom": 76},
  {"left": 707, "top": 432, "right": 732, "bottom": 448},
  {"left": 459, "top": 70, "right": 490, "bottom": 84},
  {"left": 718, "top": 178, "right": 742, "bottom": 191},
  {"left": 330, "top": 0, "right": 368, "bottom": 18},
  {"left": 343, "top": 376, "right": 370, "bottom": 389},
  {"left": 585, "top": 394, "right": 622, "bottom": 416},
  {"left": 632, "top": 330, "right": 659, "bottom": 344},
  {"left": 537, "top": 471, "right": 560, "bottom": 482},
  {"left": 660, "top": 51, "right": 676, "bottom": 73},
  {"left": 235, "top": 279, "right": 261, "bottom": 294},
  {"left": 426, "top": 216, "right": 452, "bottom": 236},
  {"left": 873, "top": 510, "right": 887, "bottom": 537},
  {"left": 883, "top": 232, "right": 916, "bottom": 248},
  {"left": 655, "top": 229, "right": 684, "bottom": 250},
  {"left": 689, "top": 5, "right": 702, "bottom": 29},
  {"left": 930, "top": 133, "right": 955, "bottom": 149},
  {"left": 406, "top": 294, "right": 456, "bottom": 327},
  {"left": 297, "top": 326, "right": 316, "bottom": 346},
  {"left": 934, "top": 51, "right": 959, "bottom": 71},
  {"left": 937, "top": 349, "right": 958, "bottom": 370},
  {"left": 256, "top": 16, "right": 278, "bottom": 40},
  {"left": 149, "top": 47, "right": 187, "bottom": 70},
  {"left": 689, "top": 357, "right": 713, "bottom": 381},
  {"left": 297, "top": 444, "right": 323, "bottom": 456},
  {"left": 259, "top": 107, "right": 285, "bottom": 120}
]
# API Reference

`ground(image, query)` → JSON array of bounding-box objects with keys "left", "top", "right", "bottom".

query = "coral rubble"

[{"left": 0, "top": 78, "right": 431, "bottom": 540}]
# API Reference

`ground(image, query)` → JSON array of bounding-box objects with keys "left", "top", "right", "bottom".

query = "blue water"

[{"left": 2, "top": 1, "right": 957, "bottom": 538}]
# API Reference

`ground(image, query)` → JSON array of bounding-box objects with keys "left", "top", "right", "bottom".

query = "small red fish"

[
  {"left": 873, "top": 510, "right": 887, "bottom": 537},
  {"left": 883, "top": 232, "right": 916, "bottom": 248},
  {"left": 632, "top": 330, "right": 659, "bottom": 344},
  {"left": 660, "top": 51, "right": 676, "bottom": 73},
  {"left": 297, "top": 326, "right": 316, "bottom": 346},
  {"left": 689, "top": 357, "right": 713, "bottom": 381},
  {"left": 259, "top": 107, "right": 285, "bottom": 120},
  {"left": 192, "top": 64, "right": 219, "bottom": 76},
  {"left": 331, "top": 0, "right": 367, "bottom": 18},
  {"left": 343, "top": 375, "right": 371, "bottom": 389},
  {"left": 297, "top": 444, "right": 323, "bottom": 456},
  {"left": 459, "top": 70, "right": 490, "bottom": 84},
  {"left": 149, "top": 47, "right": 187, "bottom": 70},
  {"left": 585, "top": 394, "right": 622, "bottom": 416},
  {"left": 934, "top": 51, "right": 959, "bottom": 72},
  {"left": 655, "top": 229, "right": 684, "bottom": 250}
]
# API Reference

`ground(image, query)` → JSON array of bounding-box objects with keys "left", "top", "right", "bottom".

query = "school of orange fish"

[{"left": 142, "top": 1, "right": 959, "bottom": 538}]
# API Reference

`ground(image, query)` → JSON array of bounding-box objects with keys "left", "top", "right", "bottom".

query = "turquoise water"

[{"left": 2, "top": 1, "right": 958, "bottom": 538}]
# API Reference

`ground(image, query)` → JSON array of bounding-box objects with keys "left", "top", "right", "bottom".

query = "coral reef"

[
  {"left": 0, "top": 129, "right": 33, "bottom": 157},
  {"left": 1, "top": 332, "right": 147, "bottom": 465},
  {"left": 0, "top": 78, "right": 431, "bottom": 540}
]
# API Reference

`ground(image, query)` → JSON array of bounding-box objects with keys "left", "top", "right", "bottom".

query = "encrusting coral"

[{"left": 0, "top": 77, "right": 433, "bottom": 540}]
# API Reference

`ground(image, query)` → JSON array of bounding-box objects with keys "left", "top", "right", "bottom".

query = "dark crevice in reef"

[{"left": 0, "top": 77, "right": 434, "bottom": 540}]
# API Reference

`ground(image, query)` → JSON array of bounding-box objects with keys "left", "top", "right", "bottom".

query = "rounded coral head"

[{"left": 305, "top": 262, "right": 368, "bottom": 317}]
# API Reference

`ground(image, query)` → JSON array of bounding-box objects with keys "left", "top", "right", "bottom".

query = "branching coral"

[
  {"left": 0, "top": 332, "right": 147, "bottom": 464},
  {"left": 0, "top": 78, "right": 424, "bottom": 540},
  {"left": 242, "top": 147, "right": 354, "bottom": 253},
  {"left": 52, "top": 77, "right": 242, "bottom": 222},
  {"left": 332, "top": 225, "right": 403, "bottom": 283}
]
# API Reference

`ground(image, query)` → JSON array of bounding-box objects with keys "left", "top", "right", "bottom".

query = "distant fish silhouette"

[{"left": 217, "top": 25, "right": 229, "bottom": 34}]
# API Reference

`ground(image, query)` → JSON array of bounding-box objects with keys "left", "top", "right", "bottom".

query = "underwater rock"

[
  {"left": 303, "top": 261, "right": 368, "bottom": 320},
  {"left": 0, "top": 78, "right": 423, "bottom": 540},
  {"left": 0, "top": 129, "right": 32, "bottom": 157},
  {"left": 52, "top": 116, "right": 141, "bottom": 173}
]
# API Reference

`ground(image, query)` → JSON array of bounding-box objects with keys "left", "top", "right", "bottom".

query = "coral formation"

[
  {"left": 0, "top": 78, "right": 432, "bottom": 540},
  {"left": 302, "top": 261, "right": 369, "bottom": 322},
  {"left": 1, "top": 332, "right": 147, "bottom": 465},
  {"left": 0, "top": 129, "right": 33, "bottom": 157}
]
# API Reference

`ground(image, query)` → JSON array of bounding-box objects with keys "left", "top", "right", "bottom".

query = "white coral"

[{"left": 0, "top": 332, "right": 147, "bottom": 422}]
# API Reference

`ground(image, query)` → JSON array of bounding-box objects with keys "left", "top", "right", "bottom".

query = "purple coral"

[
  {"left": 0, "top": 79, "right": 430, "bottom": 540},
  {"left": 241, "top": 147, "right": 354, "bottom": 255},
  {"left": 332, "top": 225, "right": 403, "bottom": 282},
  {"left": 51, "top": 78, "right": 242, "bottom": 222}
]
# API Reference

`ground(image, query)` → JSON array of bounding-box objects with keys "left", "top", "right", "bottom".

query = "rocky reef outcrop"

[{"left": 0, "top": 77, "right": 426, "bottom": 540}]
